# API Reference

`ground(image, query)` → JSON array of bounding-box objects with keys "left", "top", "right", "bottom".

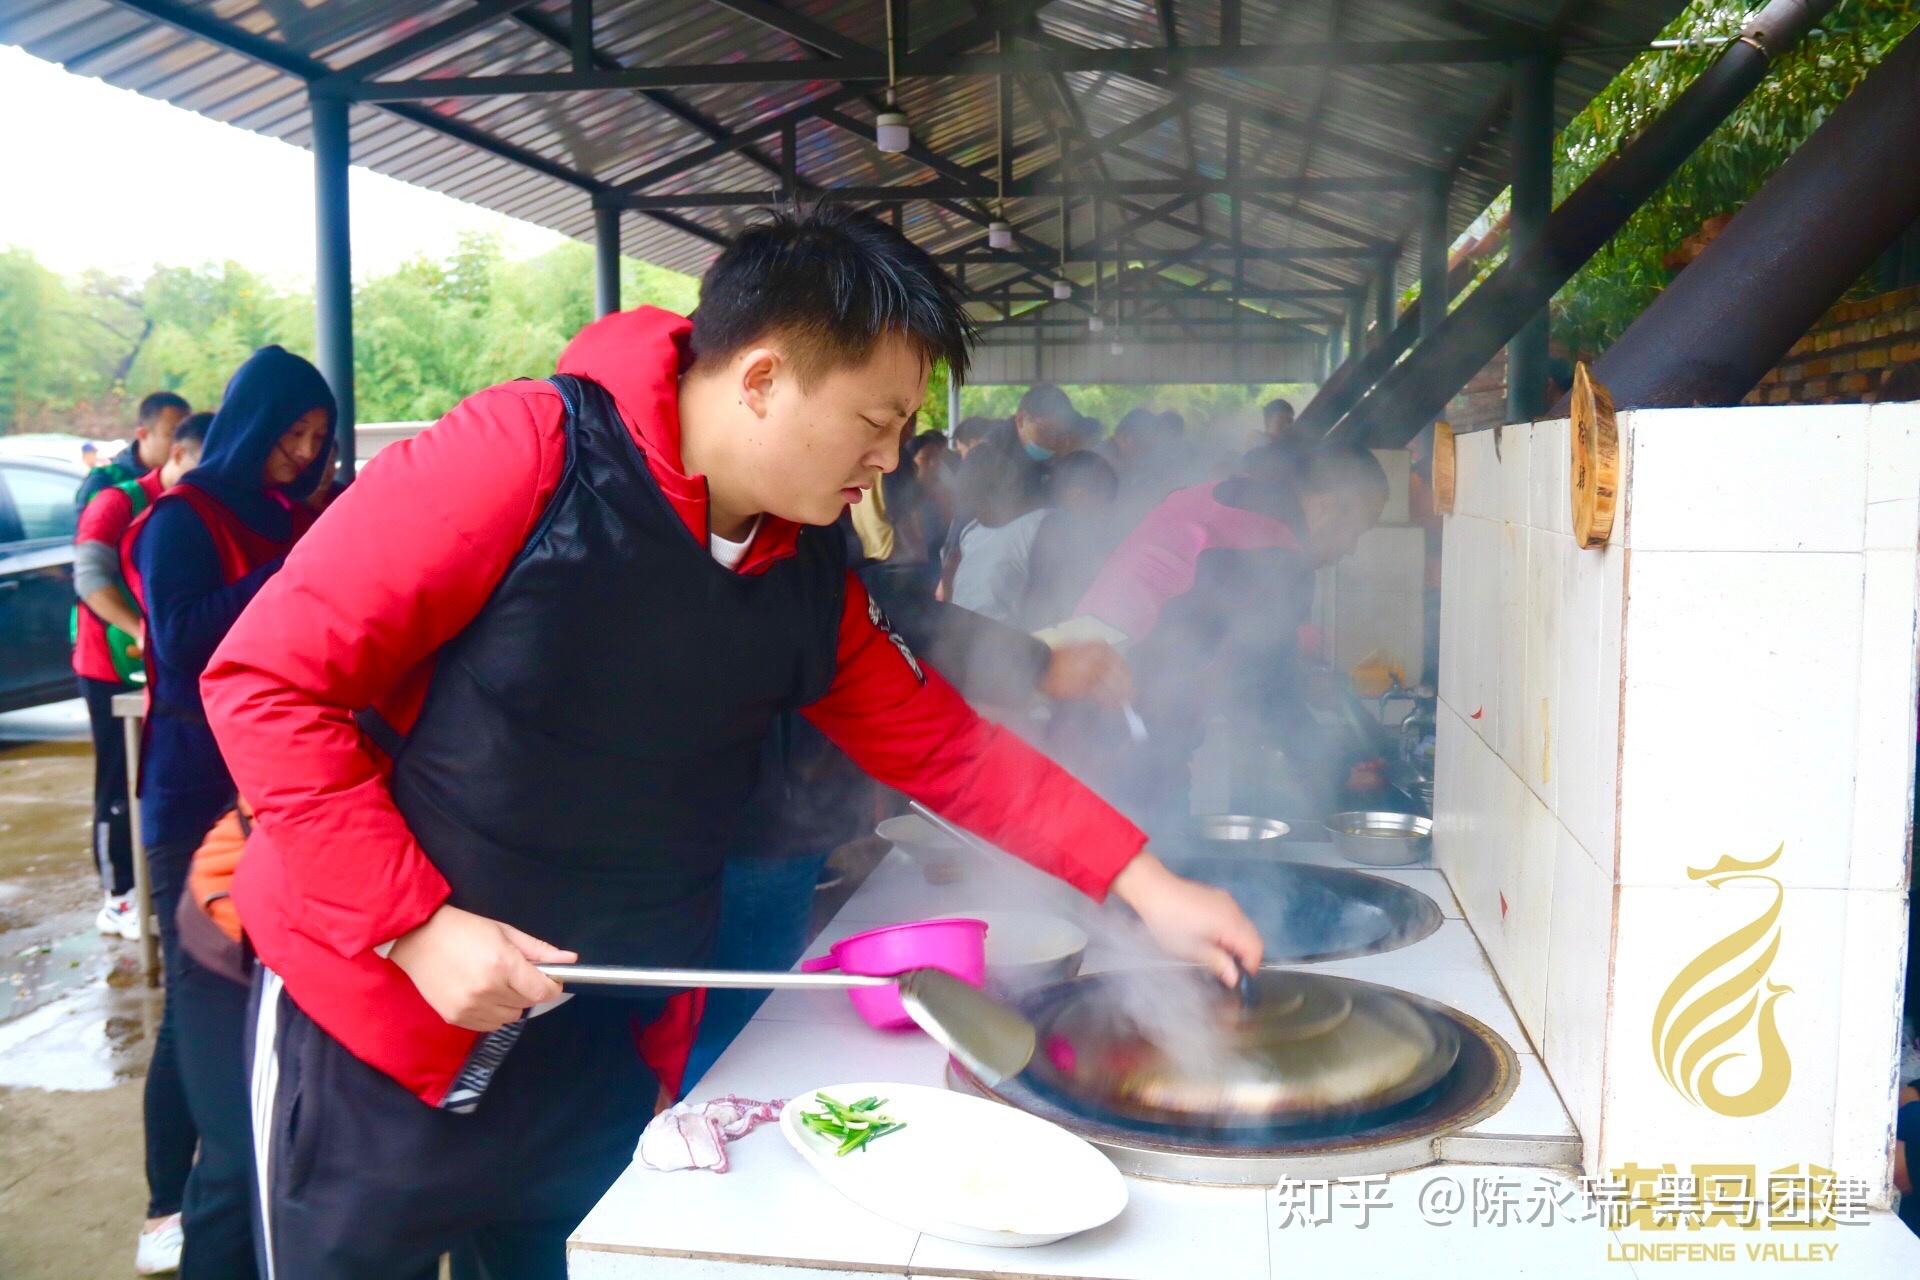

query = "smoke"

[
  {"left": 847, "top": 390, "right": 1421, "bottom": 1087},
  {"left": 904, "top": 822, "right": 1251, "bottom": 1075}
]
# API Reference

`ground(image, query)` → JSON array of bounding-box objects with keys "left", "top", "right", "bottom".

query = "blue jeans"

[{"left": 680, "top": 851, "right": 831, "bottom": 1094}]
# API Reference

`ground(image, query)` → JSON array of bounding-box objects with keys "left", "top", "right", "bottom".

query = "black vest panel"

[{"left": 388, "top": 374, "right": 844, "bottom": 967}]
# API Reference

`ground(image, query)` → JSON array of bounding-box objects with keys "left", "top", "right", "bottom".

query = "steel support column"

[
  {"left": 1421, "top": 174, "right": 1451, "bottom": 341},
  {"left": 593, "top": 200, "right": 622, "bottom": 317},
  {"left": 1374, "top": 250, "right": 1398, "bottom": 340},
  {"left": 1506, "top": 53, "right": 1554, "bottom": 423},
  {"left": 311, "top": 92, "right": 355, "bottom": 477}
]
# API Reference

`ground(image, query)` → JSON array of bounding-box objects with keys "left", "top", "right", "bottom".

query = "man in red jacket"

[{"left": 203, "top": 207, "right": 1260, "bottom": 1279}]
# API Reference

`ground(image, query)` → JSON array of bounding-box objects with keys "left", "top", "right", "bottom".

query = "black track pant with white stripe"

[{"left": 247, "top": 971, "right": 659, "bottom": 1280}]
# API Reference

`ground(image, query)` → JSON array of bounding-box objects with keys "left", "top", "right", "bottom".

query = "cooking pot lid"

[{"left": 1024, "top": 970, "right": 1459, "bottom": 1129}]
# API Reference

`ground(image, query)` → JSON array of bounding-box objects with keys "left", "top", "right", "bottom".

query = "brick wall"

[
  {"left": 1439, "top": 284, "right": 1920, "bottom": 431},
  {"left": 1443, "top": 348, "right": 1511, "bottom": 433},
  {"left": 1745, "top": 284, "right": 1920, "bottom": 405}
]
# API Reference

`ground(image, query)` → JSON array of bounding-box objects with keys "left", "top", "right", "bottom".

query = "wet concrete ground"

[{"left": 0, "top": 735, "right": 158, "bottom": 1279}]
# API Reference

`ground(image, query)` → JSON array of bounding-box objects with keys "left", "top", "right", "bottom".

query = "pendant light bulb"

[
  {"left": 988, "top": 220, "right": 1014, "bottom": 250},
  {"left": 1052, "top": 280, "right": 1072, "bottom": 300},
  {"left": 875, "top": 111, "right": 911, "bottom": 153},
  {"left": 875, "top": 0, "right": 908, "bottom": 153},
  {"left": 1088, "top": 315, "right": 1105, "bottom": 334}
]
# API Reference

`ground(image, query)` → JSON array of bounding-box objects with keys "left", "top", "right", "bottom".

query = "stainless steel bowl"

[
  {"left": 1326, "top": 811, "right": 1433, "bottom": 866},
  {"left": 875, "top": 813, "right": 970, "bottom": 883},
  {"left": 1184, "top": 814, "right": 1291, "bottom": 859},
  {"left": 961, "top": 910, "right": 1089, "bottom": 991}
]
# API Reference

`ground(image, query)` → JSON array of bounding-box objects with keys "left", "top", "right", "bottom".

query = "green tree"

[
  {"left": 0, "top": 248, "right": 104, "bottom": 428},
  {"left": 1552, "top": 0, "right": 1919, "bottom": 355}
]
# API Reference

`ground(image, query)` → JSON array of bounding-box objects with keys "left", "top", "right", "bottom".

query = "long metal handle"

[
  {"left": 536, "top": 963, "right": 891, "bottom": 991},
  {"left": 907, "top": 800, "right": 1002, "bottom": 861}
]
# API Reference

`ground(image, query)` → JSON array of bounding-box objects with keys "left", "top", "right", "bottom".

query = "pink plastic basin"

[{"left": 800, "top": 917, "right": 989, "bottom": 1030}]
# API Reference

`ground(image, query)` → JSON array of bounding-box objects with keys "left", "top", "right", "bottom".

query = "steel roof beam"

[
  {"left": 342, "top": 37, "right": 1530, "bottom": 99},
  {"left": 1024, "top": 98, "right": 1184, "bottom": 185},
  {"left": 704, "top": 0, "right": 873, "bottom": 60},
  {"left": 622, "top": 174, "right": 1422, "bottom": 210},
  {"left": 1019, "top": 27, "right": 1440, "bottom": 184},
  {"left": 815, "top": 107, "right": 986, "bottom": 192},
  {"left": 977, "top": 314, "right": 1307, "bottom": 330},
  {"left": 508, "top": 6, "right": 790, "bottom": 184},
  {"left": 975, "top": 333, "right": 1320, "bottom": 348},
  {"left": 103, "top": 0, "right": 730, "bottom": 249},
  {"left": 314, "top": 0, "right": 538, "bottom": 86},
  {"left": 612, "top": 4, "right": 1033, "bottom": 193},
  {"left": 935, "top": 243, "right": 1379, "bottom": 264},
  {"left": 980, "top": 287, "right": 1360, "bottom": 303}
]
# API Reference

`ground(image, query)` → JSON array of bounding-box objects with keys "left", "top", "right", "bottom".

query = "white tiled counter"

[
  {"left": 1436, "top": 403, "right": 1920, "bottom": 1197},
  {"left": 568, "top": 847, "right": 1920, "bottom": 1277}
]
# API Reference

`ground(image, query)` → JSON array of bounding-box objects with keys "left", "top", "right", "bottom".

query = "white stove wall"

[
  {"left": 1436, "top": 403, "right": 1920, "bottom": 1203},
  {"left": 1310, "top": 449, "right": 1428, "bottom": 686}
]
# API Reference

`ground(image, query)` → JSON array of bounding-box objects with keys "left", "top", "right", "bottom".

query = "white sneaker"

[
  {"left": 135, "top": 1213, "right": 182, "bottom": 1275},
  {"left": 96, "top": 892, "right": 142, "bottom": 943}
]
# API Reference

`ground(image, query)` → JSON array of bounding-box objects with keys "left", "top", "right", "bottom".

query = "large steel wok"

[{"left": 1021, "top": 969, "right": 1460, "bottom": 1132}]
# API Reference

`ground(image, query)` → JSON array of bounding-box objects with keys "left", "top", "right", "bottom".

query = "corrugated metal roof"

[{"left": 1, "top": 0, "right": 1683, "bottom": 318}]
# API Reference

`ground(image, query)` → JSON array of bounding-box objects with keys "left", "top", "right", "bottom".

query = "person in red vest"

[
  {"left": 74, "top": 411, "right": 210, "bottom": 944},
  {"left": 124, "top": 346, "right": 335, "bottom": 1280},
  {"left": 201, "top": 207, "right": 1262, "bottom": 1279},
  {"left": 71, "top": 409, "right": 206, "bottom": 1272},
  {"left": 1058, "top": 441, "right": 1389, "bottom": 826}
]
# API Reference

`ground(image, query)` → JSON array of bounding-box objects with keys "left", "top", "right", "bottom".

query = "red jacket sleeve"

[
  {"left": 201, "top": 384, "right": 569, "bottom": 958},
  {"left": 802, "top": 575, "right": 1145, "bottom": 901},
  {"left": 75, "top": 486, "right": 132, "bottom": 548}
]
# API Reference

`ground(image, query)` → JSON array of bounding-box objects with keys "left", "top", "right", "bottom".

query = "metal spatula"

[{"left": 536, "top": 963, "right": 1036, "bottom": 1086}]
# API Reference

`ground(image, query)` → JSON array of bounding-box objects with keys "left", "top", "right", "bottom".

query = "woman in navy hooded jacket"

[{"left": 124, "top": 345, "right": 335, "bottom": 1280}]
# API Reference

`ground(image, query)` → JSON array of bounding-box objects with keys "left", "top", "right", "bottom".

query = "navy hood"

[{"left": 184, "top": 345, "right": 337, "bottom": 537}]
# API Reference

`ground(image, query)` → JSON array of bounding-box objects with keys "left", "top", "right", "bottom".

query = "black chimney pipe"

[
  {"left": 1293, "top": 244, "right": 1494, "bottom": 436},
  {"left": 1329, "top": 0, "right": 1840, "bottom": 448},
  {"left": 1577, "top": 27, "right": 1920, "bottom": 410}
]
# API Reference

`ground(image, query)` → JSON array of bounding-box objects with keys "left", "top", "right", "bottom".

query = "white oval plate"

[{"left": 780, "top": 1082, "right": 1127, "bottom": 1247}]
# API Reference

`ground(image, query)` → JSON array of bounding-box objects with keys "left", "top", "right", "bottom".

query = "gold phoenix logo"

[{"left": 1649, "top": 844, "right": 1792, "bottom": 1117}]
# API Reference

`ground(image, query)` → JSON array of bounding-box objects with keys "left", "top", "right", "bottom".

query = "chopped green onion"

[{"left": 802, "top": 1093, "right": 908, "bottom": 1156}]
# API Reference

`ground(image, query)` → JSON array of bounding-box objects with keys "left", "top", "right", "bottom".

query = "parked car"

[
  {"left": 0, "top": 432, "right": 120, "bottom": 469},
  {"left": 0, "top": 457, "right": 84, "bottom": 712}
]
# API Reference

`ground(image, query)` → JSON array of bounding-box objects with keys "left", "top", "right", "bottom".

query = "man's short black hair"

[
  {"left": 138, "top": 391, "right": 190, "bottom": 424},
  {"left": 956, "top": 438, "right": 1043, "bottom": 527},
  {"left": 1017, "top": 383, "right": 1076, "bottom": 426},
  {"left": 954, "top": 415, "right": 1014, "bottom": 450},
  {"left": 690, "top": 204, "right": 974, "bottom": 386},
  {"left": 1114, "top": 406, "right": 1176, "bottom": 445},
  {"left": 1051, "top": 449, "right": 1118, "bottom": 503},
  {"left": 173, "top": 411, "right": 214, "bottom": 448},
  {"left": 1263, "top": 397, "right": 1296, "bottom": 424}
]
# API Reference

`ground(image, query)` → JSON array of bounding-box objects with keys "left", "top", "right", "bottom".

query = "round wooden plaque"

[
  {"left": 1431, "top": 421, "right": 1456, "bottom": 515},
  {"left": 1569, "top": 362, "right": 1618, "bottom": 549}
]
